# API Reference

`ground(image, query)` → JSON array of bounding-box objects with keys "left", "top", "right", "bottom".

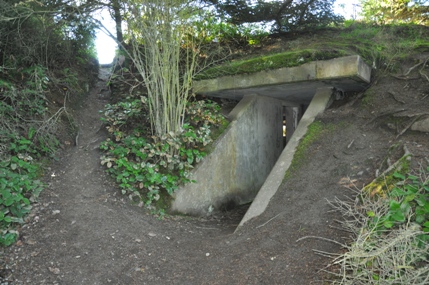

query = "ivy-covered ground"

[{"left": 1, "top": 28, "right": 429, "bottom": 284}]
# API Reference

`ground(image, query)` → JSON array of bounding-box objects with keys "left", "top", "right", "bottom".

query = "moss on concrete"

[
  {"left": 197, "top": 49, "right": 349, "bottom": 80},
  {"left": 283, "top": 121, "right": 327, "bottom": 181}
]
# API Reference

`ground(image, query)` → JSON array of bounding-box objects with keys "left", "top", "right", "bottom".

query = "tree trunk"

[{"left": 111, "top": 0, "right": 123, "bottom": 49}]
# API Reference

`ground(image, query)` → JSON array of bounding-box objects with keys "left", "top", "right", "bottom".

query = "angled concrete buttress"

[
  {"left": 237, "top": 87, "right": 334, "bottom": 229},
  {"left": 173, "top": 55, "right": 371, "bottom": 222}
]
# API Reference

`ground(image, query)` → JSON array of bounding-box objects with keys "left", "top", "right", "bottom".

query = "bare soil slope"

[{"left": 1, "top": 56, "right": 429, "bottom": 284}]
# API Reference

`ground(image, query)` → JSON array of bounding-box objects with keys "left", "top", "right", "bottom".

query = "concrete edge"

[
  {"left": 235, "top": 87, "right": 334, "bottom": 230},
  {"left": 228, "top": 94, "right": 258, "bottom": 121},
  {"left": 194, "top": 55, "right": 370, "bottom": 94}
]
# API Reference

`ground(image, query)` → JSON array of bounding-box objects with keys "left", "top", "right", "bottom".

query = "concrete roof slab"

[{"left": 194, "top": 55, "right": 371, "bottom": 105}]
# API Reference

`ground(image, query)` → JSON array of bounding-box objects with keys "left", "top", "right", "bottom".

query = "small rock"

[
  {"left": 148, "top": 232, "right": 156, "bottom": 237},
  {"left": 52, "top": 210, "right": 60, "bottom": 215},
  {"left": 48, "top": 267, "right": 60, "bottom": 274},
  {"left": 411, "top": 117, "right": 429, "bottom": 133},
  {"left": 135, "top": 239, "right": 142, "bottom": 243}
]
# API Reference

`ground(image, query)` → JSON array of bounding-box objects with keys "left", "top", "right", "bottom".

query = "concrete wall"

[
  {"left": 171, "top": 95, "right": 284, "bottom": 215},
  {"left": 237, "top": 87, "right": 334, "bottom": 228}
]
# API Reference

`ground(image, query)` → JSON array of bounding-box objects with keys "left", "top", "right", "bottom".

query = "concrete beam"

[
  {"left": 194, "top": 55, "right": 371, "bottom": 105},
  {"left": 236, "top": 87, "right": 334, "bottom": 229}
]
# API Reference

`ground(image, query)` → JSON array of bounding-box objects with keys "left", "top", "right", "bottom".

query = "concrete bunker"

[{"left": 172, "top": 55, "right": 371, "bottom": 224}]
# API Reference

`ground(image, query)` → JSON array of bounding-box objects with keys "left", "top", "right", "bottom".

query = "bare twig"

[
  {"left": 296, "top": 235, "right": 347, "bottom": 247},
  {"left": 365, "top": 108, "right": 406, "bottom": 126},
  {"left": 404, "top": 60, "right": 424, "bottom": 76},
  {"left": 391, "top": 75, "right": 420, "bottom": 80},
  {"left": 255, "top": 212, "right": 282, "bottom": 229},
  {"left": 195, "top": 226, "right": 219, "bottom": 230},
  {"left": 388, "top": 91, "right": 405, "bottom": 104},
  {"left": 419, "top": 56, "right": 429, "bottom": 82},
  {"left": 312, "top": 249, "right": 341, "bottom": 258},
  {"left": 396, "top": 115, "right": 421, "bottom": 139},
  {"left": 375, "top": 145, "right": 411, "bottom": 178}
]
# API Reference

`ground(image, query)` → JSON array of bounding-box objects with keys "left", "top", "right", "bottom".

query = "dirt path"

[{"left": 1, "top": 67, "right": 428, "bottom": 284}]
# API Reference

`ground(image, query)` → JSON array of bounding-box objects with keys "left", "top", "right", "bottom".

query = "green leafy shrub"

[
  {"left": 0, "top": 154, "right": 44, "bottom": 246},
  {"left": 366, "top": 169, "right": 429, "bottom": 235},
  {"left": 100, "top": 97, "right": 228, "bottom": 209},
  {"left": 192, "top": 14, "right": 269, "bottom": 46}
]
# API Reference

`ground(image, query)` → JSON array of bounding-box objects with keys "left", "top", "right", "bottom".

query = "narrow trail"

[
  {"left": 0, "top": 67, "right": 368, "bottom": 285},
  {"left": 1, "top": 68, "right": 244, "bottom": 284}
]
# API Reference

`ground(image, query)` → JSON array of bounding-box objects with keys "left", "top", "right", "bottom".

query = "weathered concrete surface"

[
  {"left": 172, "top": 95, "right": 284, "bottom": 215},
  {"left": 174, "top": 55, "right": 371, "bottom": 218},
  {"left": 237, "top": 87, "right": 334, "bottom": 229},
  {"left": 194, "top": 55, "right": 371, "bottom": 104}
]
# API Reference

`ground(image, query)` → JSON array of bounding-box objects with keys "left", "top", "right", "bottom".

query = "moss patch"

[
  {"left": 283, "top": 121, "right": 331, "bottom": 181},
  {"left": 196, "top": 49, "right": 348, "bottom": 80}
]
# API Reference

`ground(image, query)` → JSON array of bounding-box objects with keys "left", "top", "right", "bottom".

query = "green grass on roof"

[{"left": 196, "top": 49, "right": 349, "bottom": 80}]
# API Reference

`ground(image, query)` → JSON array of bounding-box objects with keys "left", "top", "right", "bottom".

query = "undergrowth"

[
  {"left": 99, "top": 96, "right": 228, "bottom": 213},
  {"left": 0, "top": 66, "right": 57, "bottom": 246},
  {"left": 0, "top": 64, "right": 93, "bottom": 245},
  {"left": 0, "top": 0, "right": 98, "bottom": 245},
  {"left": 197, "top": 22, "right": 429, "bottom": 80},
  {"left": 327, "top": 151, "right": 429, "bottom": 284}
]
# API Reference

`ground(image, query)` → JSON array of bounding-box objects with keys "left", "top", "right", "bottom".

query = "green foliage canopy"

[
  {"left": 360, "top": 0, "right": 429, "bottom": 25},
  {"left": 203, "top": 0, "right": 343, "bottom": 33}
]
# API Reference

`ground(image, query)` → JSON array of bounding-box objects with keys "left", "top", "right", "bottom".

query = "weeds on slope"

[{"left": 326, "top": 149, "right": 429, "bottom": 284}]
